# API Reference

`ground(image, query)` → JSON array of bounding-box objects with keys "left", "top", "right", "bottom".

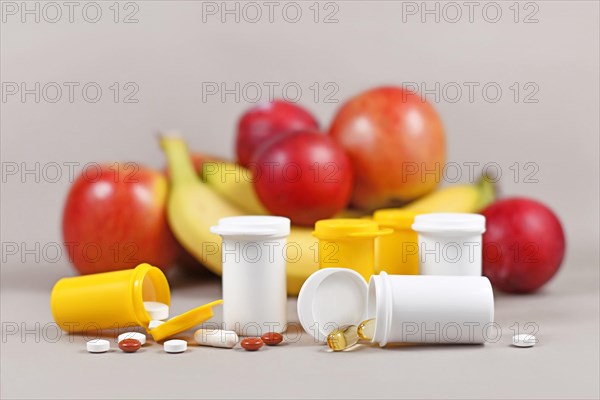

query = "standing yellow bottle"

[
  {"left": 373, "top": 209, "right": 420, "bottom": 275},
  {"left": 312, "top": 219, "right": 392, "bottom": 281}
]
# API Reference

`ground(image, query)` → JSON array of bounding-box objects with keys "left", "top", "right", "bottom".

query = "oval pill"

[
  {"left": 119, "top": 338, "right": 141, "bottom": 353},
  {"left": 143, "top": 301, "right": 169, "bottom": 321},
  {"left": 164, "top": 339, "right": 187, "bottom": 353},
  {"left": 261, "top": 332, "right": 283, "bottom": 346},
  {"left": 86, "top": 339, "right": 110, "bottom": 353},
  {"left": 512, "top": 334, "right": 538, "bottom": 348},
  {"left": 240, "top": 337, "right": 263, "bottom": 351},
  {"left": 194, "top": 329, "right": 238, "bottom": 348},
  {"left": 118, "top": 332, "right": 146, "bottom": 345}
]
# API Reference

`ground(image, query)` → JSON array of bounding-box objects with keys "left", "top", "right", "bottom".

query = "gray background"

[{"left": 1, "top": 1, "right": 599, "bottom": 399}]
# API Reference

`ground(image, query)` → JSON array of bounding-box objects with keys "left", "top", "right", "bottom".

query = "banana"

[
  {"left": 160, "top": 136, "right": 318, "bottom": 295},
  {"left": 199, "top": 161, "right": 268, "bottom": 215},
  {"left": 401, "top": 177, "right": 495, "bottom": 213}
]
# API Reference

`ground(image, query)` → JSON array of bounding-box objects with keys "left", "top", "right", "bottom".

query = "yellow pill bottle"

[
  {"left": 312, "top": 219, "right": 392, "bottom": 281},
  {"left": 373, "top": 209, "right": 420, "bottom": 275},
  {"left": 51, "top": 263, "right": 222, "bottom": 341},
  {"left": 51, "top": 263, "right": 169, "bottom": 333}
]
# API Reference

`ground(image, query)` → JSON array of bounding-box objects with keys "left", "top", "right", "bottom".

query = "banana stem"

[
  {"left": 474, "top": 175, "right": 496, "bottom": 211},
  {"left": 160, "top": 135, "right": 198, "bottom": 185}
]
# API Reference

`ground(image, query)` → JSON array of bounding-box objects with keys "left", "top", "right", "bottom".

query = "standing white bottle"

[
  {"left": 211, "top": 216, "right": 290, "bottom": 336},
  {"left": 412, "top": 213, "right": 486, "bottom": 276}
]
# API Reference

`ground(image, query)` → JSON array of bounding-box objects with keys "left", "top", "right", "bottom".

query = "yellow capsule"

[
  {"left": 357, "top": 318, "right": 376, "bottom": 341},
  {"left": 327, "top": 325, "right": 359, "bottom": 351}
]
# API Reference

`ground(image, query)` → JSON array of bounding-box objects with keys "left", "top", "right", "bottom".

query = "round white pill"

[
  {"left": 148, "top": 320, "right": 165, "bottom": 330},
  {"left": 118, "top": 332, "right": 146, "bottom": 345},
  {"left": 194, "top": 328, "right": 238, "bottom": 349},
  {"left": 512, "top": 334, "right": 538, "bottom": 348},
  {"left": 87, "top": 339, "right": 110, "bottom": 353},
  {"left": 144, "top": 301, "right": 169, "bottom": 321},
  {"left": 164, "top": 339, "right": 187, "bottom": 353}
]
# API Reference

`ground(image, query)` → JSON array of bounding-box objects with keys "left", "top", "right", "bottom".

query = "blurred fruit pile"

[{"left": 62, "top": 86, "right": 565, "bottom": 295}]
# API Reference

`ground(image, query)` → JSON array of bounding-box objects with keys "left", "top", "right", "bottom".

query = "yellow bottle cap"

[
  {"left": 312, "top": 218, "right": 392, "bottom": 240},
  {"left": 148, "top": 299, "right": 223, "bottom": 342},
  {"left": 372, "top": 209, "right": 421, "bottom": 230}
]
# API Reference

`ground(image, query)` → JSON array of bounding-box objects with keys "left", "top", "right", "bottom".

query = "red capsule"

[
  {"left": 261, "top": 332, "right": 283, "bottom": 346},
  {"left": 119, "top": 338, "right": 141, "bottom": 353},
  {"left": 240, "top": 337, "right": 263, "bottom": 351}
]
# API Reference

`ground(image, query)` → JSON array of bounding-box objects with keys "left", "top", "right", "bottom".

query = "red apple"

[
  {"left": 329, "top": 86, "right": 445, "bottom": 210},
  {"left": 482, "top": 198, "right": 566, "bottom": 293},
  {"left": 63, "top": 163, "right": 178, "bottom": 274},
  {"left": 251, "top": 131, "right": 353, "bottom": 226},
  {"left": 236, "top": 100, "right": 319, "bottom": 167}
]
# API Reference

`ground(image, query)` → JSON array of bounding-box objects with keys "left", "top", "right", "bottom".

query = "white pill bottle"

[
  {"left": 368, "top": 272, "right": 494, "bottom": 345},
  {"left": 297, "top": 269, "right": 494, "bottom": 346},
  {"left": 211, "top": 216, "right": 290, "bottom": 336},
  {"left": 412, "top": 213, "right": 486, "bottom": 276}
]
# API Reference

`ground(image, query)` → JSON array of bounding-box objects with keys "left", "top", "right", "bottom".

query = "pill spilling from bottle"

[
  {"left": 261, "top": 332, "right": 283, "bottom": 346},
  {"left": 86, "top": 339, "right": 110, "bottom": 353},
  {"left": 327, "top": 325, "right": 359, "bottom": 351},
  {"left": 119, "top": 338, "right": 142, "bottom": 353},
  {"left": 143, "top": 301, "right": 169, "bottom": 321},
  {"left": 194, "top": 329, "right": 238, "bottom": 348},
  {"left": 148, "top": 320, "right": 165, "bottom": 330},
  {"left": 240, "top": 337, "right": 264, "bottom": 351},
  {"left": 327, "top": 319, "right": 376, "bottom": 351},
  {"left": 357, "top": 319, "right": 375, "bottom": 341},
  {"left": 118, "top": 332, "right": 146, "bottom": 345},
  {"left": 164, "top": 339, "right": 187, "bottom": 353},
  {"left": 512, "top": 334, "right": 538, "bottom": 348}
]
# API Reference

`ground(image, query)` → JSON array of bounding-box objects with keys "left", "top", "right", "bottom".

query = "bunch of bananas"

[{"left": 161, "top": 136, "right": 495, "bottom": 295}]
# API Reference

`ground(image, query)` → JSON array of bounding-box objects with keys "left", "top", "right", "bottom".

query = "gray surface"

[{"left": 1, "top": 257, "right": 599, "bottom": 399}]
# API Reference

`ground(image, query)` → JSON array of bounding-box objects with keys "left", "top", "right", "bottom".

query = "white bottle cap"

[
  {"left": 143, "top": 301, "right": 169, "bottom": 321},
  {"left": 164, "top": 339, "right": 187, "bottom": 353},
  {"left": 118, "top": 332, "right": 146, "bottom": 345},
  {"left": 297, "top": 268, "right": 368, "bottom": 343},
  {"left": 86, "top": 339, "right": 110, "bottom": 353},
  {"left": 210, "top": 216, "right": 291, "bottom": 238},
  {"left": 412, "top": 213, "right": 486, "bottom": 234}
]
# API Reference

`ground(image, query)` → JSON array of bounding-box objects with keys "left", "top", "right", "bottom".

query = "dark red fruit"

[
  {"left": 482, "top": 198, "right": 566, "bottom": 293},
  {"left": 252, "top": 131, "right": 353, "bottom": 226},
  {"left": 236, "top": 100, "right": 319, "bottom": 167}
]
